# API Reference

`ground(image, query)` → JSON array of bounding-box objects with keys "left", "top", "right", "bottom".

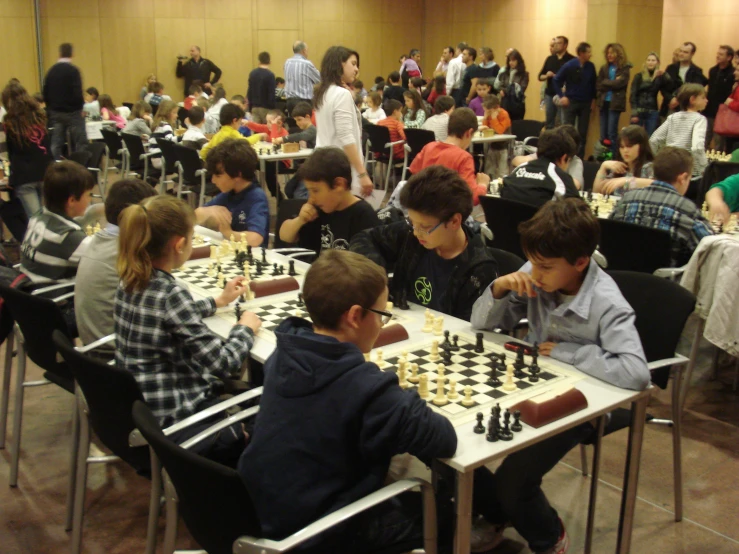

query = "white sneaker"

[{"left": 470, "top": 516, "right": 506, "bottom": 553}]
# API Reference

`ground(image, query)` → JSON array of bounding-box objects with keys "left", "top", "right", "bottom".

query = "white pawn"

[
  {"left": 93, "top": 222, "right": 101, "bottom": 234},
  {"left": 386, "top": 301, "right": 393, "bottom": 312},
  {"left": 429, "top": 339, "right": 440, "bottom": 361},
  {"left": 447, "top": 379, "right": 458, "bottom": 400},
  {"left": 364, "top": 352, "right": 371, "bottom": 362},
  {"left": 432, "top": 378, "right": 448, "bottom": 406},
  {"left": 418, "top": 374, "right": 429, "bottom": 399},
  {"left": 422, "top": 309, "right": 433, "bottom": 333},
  {"left": 294, "top": 308, "right": 303, "bottom": 317},
  {"left": 408, "top": 362, "right": 420, "bottom": 383},
  {"left": 210, "top": 245, "right": 217, "bottom": 260},
  {"left": 216, "top": 272, "right": 225, "bottom": 289},
  {"left": 375, "top": 349, "right": 387, "bottom": 369},
  {"left": 436, "top": 363, "right": 445, "bottom": 381},
  {"left": 433, "top": 316, "right": 444, "bottom": 336},
  {"left": 461, "top": 386, "right": 475, "bottom": 407},
  {"left": 85, "top": 224, "right": 93, "bottom": 237},
  {"left": 398, "top": 360, "right": 409, "bottom": 389},
  {"left": 207, "top": 263, "right": 215, "bottom": 277},
  {"left": 502, "top": 364, "right": 518, "bottom": 391}
]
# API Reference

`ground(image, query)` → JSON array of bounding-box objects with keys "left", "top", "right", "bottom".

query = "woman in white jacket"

[{"left": 314, "top": 46, "right": 373, "bottom": 197}]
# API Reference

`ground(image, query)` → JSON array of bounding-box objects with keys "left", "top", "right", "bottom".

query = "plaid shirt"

[
  {"left": 609, "top": 180, "right": 714, "bottom": 267},
  {"left": 114, "top": 269, "right": 254, "bottom": 427}
]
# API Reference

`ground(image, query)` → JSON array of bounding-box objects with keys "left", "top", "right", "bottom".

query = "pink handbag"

[{"left": 714, "top": 104, "right": 739, "bottom": 137}]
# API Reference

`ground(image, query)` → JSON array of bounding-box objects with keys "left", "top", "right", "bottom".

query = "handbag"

[{"left": 713, "top": 104, "right": 739, "bottom": 137}]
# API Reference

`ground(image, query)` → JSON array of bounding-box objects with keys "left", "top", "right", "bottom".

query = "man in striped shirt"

[
  {"left": 20, "top": 161, "right": 94, "bottom": 283},
  {"left": 609, "top": 147, "right": 714, "bottom": 267},
  {"left": 284, "top": 41, "right": 320, "bottom": 114}
]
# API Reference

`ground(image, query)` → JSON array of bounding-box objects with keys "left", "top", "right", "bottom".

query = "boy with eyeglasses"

[
  {"left": 350, "top": 165, "right": 498, "bottom": 321},
  {"left": 238, "top": 249, "right": 457, "bottom": 552}
]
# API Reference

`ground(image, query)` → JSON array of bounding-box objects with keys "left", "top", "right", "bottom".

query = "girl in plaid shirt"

[{"left": 114, "top": 195, "right": 262, "bottom": 465}]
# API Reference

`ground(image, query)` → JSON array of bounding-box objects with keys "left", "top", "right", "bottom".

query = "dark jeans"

[
  {"left": 265, "top": 161, "right": 291, "bottom": 198},
  {"left": 599, "top": 102, "right": 621, "bottom": 155},
  {"left": 561, "top": 100, "right": 591, "bottom": 159},
  {"left": 48, "top": 110, "right": 88, "bottom": 160},
  {"left": 0, "top": 197, "right": 29, "bottom": 242},
  {"left": 544, "top": 94, "right": 558, "bottom": 129},
  {"left": 633, "top": 110, "right": 660, "bottom": 137},
  {"left": 472, "top": 422, "right": 594, "bottom": 552}
]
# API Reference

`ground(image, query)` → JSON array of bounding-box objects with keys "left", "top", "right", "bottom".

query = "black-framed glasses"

[{"left": 366, "top": 307, "right": 393, "bottom": 325}]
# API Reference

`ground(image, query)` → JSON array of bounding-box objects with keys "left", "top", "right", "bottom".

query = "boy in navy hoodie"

[{"left": 238, "top": 250, "right": 457, "bottom": 553}]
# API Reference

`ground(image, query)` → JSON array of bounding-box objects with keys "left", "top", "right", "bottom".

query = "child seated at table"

[
  {"left": 705, "top": 172, "right": 739, "bottom": 225},
  {"left": 200, "top": 104, "right": 264, "bottom": 159},
  {"left": 279, "top": 147, "right": 379, "bottom": 254},
  {"left": 383, "top": 71, "right": 405, "bottom": 104},
  {"left": 272, "top": 101, "right": 317, "bottom": 149},
  {"left": 144, "top": 81, "right": 171, "bottom": 110},
  {"left": 196, "top": 138, "right": 269, "bottom": 246},
  {"left": 481, "top": 95, "right": 512, "bottom": 179},
  {"left": 181, "top": 106, "right": 208, "bottom": 151},
  {"left": 229, "top": 95, "right": 253, "bottom": 138},
  {"left": 184, "top": 83, "right": 204, "bottom": 110},
  {"left": 468, "top": 79, "right": 493, "bottom": 116},
  {"left": 362, "top": 92, "right": 386, "bottom": 124},
  {"left": 83, "top": 87, "right": 100, "bottom": 118},
  {"left": 238, "top": 249, "right": 457, "bottom": 551},
  {"left": 115, "top": 194, "right": 261, "bottom": 466},
  {"left": 274, "top": 77, "right": 286, "bottom": 100},
  {"left": 409, "top": 108, "right": 490, "bottom": 205},
  {"left": 469, "top": 198, "right": 649, "bottom": 554},
  {"left": 350, "top": 165, "right": 498, "bottom": 321},
  {"left": 245, "top": 110, "right": 288, "bottom": 143},
  {"left": 377, "top": 99, "right": 407, "bottom": 161},
  {"left": 99, "top": 94, "right": 126, "bottom": 129},
  {"left": 122, "top": 101, "right": 153, "bottom": 138},
  {"left": 403, "top": 90, "right": 427, "bottom": 129},
  {"left": 422, "top": 95, "right": 455, "bottom": 141},
  {"left": 148, "top": 100, "right": 180, "bottom": 168}
]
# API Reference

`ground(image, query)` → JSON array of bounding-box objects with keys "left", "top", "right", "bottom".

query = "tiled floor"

[{"left": 0, "top": 317, "right": 737, "bottom": 554}]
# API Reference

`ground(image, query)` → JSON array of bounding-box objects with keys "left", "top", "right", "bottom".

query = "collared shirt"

[
  {"left": 114, "top": 269, "right": 254, "bottom": 427},
  {"left": 205, "top": 182, "right": 270, "bottom": 243},
  {"left": 284, "top": 54, "right": 320, "bottom": 100},
  {"left": 471, "top": 259, "right": 650, "bottom": 391},
  {"left": 609, "top": 180, "right": 714, "bottom": 267},
  {"left": 446, "top": 54, "right": 465, "bottom": 92}
]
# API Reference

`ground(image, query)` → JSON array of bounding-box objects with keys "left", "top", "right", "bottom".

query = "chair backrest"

[
  {"left": 273, "top": 198, "right": 308, "bottom": 249},
  {"left": 478, "top": 196, "right": 538, "bottom": 259},
  {"left": 0, "top": 283, "right": 73, "bottom": 387},
  {"left": 365, "top": 124, "right": 392, "bottom": 157},
  {"left": 582, "top": 161, "right": 600, "bottom": 192},
  {"left": 122, "top": 102, "right": 134, "bottom": 110},
  {"left": 155, "top": 138, "right": 180, "bottom": 177},
  {"left": 121, "top": 132, "right": 146, "bottom": 165},
  {"left": 404, "top": 128, "right": 436, "bottom": 164},
  {"left": 598, "top": 218, "right": 672, "bottom": 273},
  {"left": 489, "top": 248, "right": 525, "bottom": 276},
  {"left": 52, "top": 331, "right": 151, "bottom": 473},
  {"left": 172, "top": 143, "right": 205, "bottom": 184},
  {"left": 101, "top": 129, "right": 124, "bottom": 162},
  {"left": 511, "top": 119, "right": 545, "bottom": 142},
  {"left": 177, "top": 107, "right": 190, "bottom": 129},
  {"left": 132, "top": 401, "right": 261, "bottom": 553},
  {"left": 67, "top": 150, "right": 92, "bottom": 167},
  {"left": 84, "top": 141, "right": 107, "bottom": 169}
]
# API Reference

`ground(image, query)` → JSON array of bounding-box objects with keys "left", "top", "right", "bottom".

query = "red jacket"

[
  {"left": 409, "top": 142, "right": 486, "bottom": 205},
  {"left": 246, "top": 122, "right": 289, "bottom": 142}
]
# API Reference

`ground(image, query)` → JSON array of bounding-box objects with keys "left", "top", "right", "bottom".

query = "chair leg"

[
  {"left": 671, "top": 367, "right": 684, "bottom": 522},
  {"left": 65, "top": 398, "right": 81, "bottom": 532},
  {"left": 9, "top": 333, "right": 26, "bottom": 487},
  {"left": 199, "top": 173, "right": 206, "bottom": 208},
  {"left": 146, "top": 451, "right": 162, "bottom": 554},
  {"left": 70, "top": 394, "right": 90, "bottom": 553},
  {"left": 584, "top": 416, "right": 606, "bottom": 554},
  {"left": 580, "top": 443, "right": 589, "bottom": 476},
  {"left": 680, "top": 318, "right": 705, "bottom": 412},
  {"left": 162, "top": 471, "right": 179, "bottom": 554},
  {"left": 421, "top": 481, "right": 438, "bottom": 554},
  {"left": 385, "top": 154, "right": 393, "bottom": 191},
  {"left": 0, "top": 330, "right": 15, "bottom": 449}
]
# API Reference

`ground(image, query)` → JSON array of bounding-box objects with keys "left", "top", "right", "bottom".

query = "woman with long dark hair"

[
  {"left": 314, "top": 46, "right": 372, "bottom": 197},
  {"left": 2, "top": 81, "right": 53, "bottom": 219},
  {"left": 494, "top": 49, "right": 529, "bottom": 120},
  {"left": 594, "top": 124, "right": 655, "bottom": 194},
  {"left": 596, "top": 43, "right": 631, "bottom": 154}
]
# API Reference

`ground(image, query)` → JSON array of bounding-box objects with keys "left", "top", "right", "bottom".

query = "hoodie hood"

[{"left": 269, "top": 317, "right": 369, "bottom": 398}]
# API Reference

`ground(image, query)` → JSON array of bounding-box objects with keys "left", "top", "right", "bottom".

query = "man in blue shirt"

[
  {"left": 196, "top": 139, "right": 269, "bottom": 246},
  {"left": 553, "top": 42, "right": 597, "bottom": 158}
]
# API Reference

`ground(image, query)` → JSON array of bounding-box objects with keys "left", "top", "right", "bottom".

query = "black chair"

[
  {"left": 172, "top": 143, "right": 215, "bottom": 207},
  {"left": 582, "top": 272, "right": 696, "bottom": 544},
  {"left": 177, "top": 107, "right": 190, "bottom": 129},
  {"left": 365, "top": 124, "right": 407, "bottom": 190},
  {"left": 511, "top": 119, "right": 545, "bottom": 143},
  {"left": 489, "top": 248, "right": 525, "bottom": 276},
  {"left": 597, "top": 218, "right": 672, "bottom": 273},
  {"left": 100, "top": 128, "right": 126, "bottom": 172},
  {"left": 122, "top": 102, "right": 134, "bottom": 110},
  {"left": 582, "top": 160, "right": 600, "bottom": 192},
  {"left": 478, "top": 196, "right": 538, "bottom": 260},
  {"left": 52, "top": 331, "right": 153, "bottom": 554},
  {"left": 132, "top": 400, "right": 439, "bottom": 554},
  {"left": 67, "top": 149, "right": 92, "bottom": 167},
  {"left": 403, "top": 128, "right": 436, "bottom": 167},
  {"left": 155, "top": 138, "right": 182, "bottom": 194},
  {"left": 121, "top": 133, "right": 159, "bottom": 183},
  {"left": 698, "top": 160, "right": 739, "bottom": 206}
]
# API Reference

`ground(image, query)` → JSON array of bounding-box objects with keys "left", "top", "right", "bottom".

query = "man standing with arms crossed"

[
  {"left": 176, "top": 45, "right": 222, "bottom": 99},
  {"left": 284, "top": 41, "right": 320, "bottom": 115},
  {"left": 539, "top": 36, "right": 575, "bottom": 129}
]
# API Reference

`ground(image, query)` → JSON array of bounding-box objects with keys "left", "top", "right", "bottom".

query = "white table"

[
  {"left": 85, "top": 119, "right": 116, "bottom": 141},
  {"left": 255, "top": 143, "right": 313, "bottom": 203},
  {"left": 470, "top": 133, "right": 516, "bottom": 146},
  {"left": 184, "top": 236, "right": 648, "bottom": 554}
]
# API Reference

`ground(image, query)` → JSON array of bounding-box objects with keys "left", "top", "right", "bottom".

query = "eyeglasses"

[
  {"left": 366, "top": 307, "right": 393, "bottom": 325},
  {"left": 406, "top": 218, "right": 445, "bottom": 237}
]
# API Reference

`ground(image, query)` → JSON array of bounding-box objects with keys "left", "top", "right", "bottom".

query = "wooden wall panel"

[
  {"left": 257, "top": 30, "right": 302, "bottom": 80},
  {"left": 256, "top": 0, "right": 299, "bottom": 29},
  {"left": 0, "top": 16, "right": 39, "bottom": 91},
  {"left": 206, "top": 19, "right": 254, "bottom": 98},
  {"left": 154, "top": 0, "right": 206, "bottom": 19},
  {"left": 39, "top": 0, "right": 97, "bottom": 18},
  {"left": 344, "top": 22, "right": 383, "bottom": 84},
  {"left": 204, "top": 0, "right": 251, "bottom": 19},
  {"left": 153, "top": 18, "right": 206, "bottom": 98},
  {"left": 40, "top": 17, "right": 104, "bottom": 93},
  {"left": 303, "top": 0, "right": 343, "bottom": 20},
  {"left": 0, "top": 0, "right": 33, "bottom": 17},
  {"left": 98, "top": 0, "right": 151, "bottom": 18}
]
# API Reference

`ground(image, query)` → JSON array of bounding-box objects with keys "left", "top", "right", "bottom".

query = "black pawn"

[
  {"left": 473, "top": 412, "right": 485, "bottom": 434},
  {"left": 500, "top": 411, "right": 513, "bottom": 441},
  {"left": 594, "top": 205, "right": 599, "bottom": 217},
  {"left": 441, "top": 348, "right": 453, "bottom": 366},
  {"left": 474, "top": 332, "right": 484, "bottom": 353},
  {"left": 271, "top": 263, "right": 279, "bottom": 276},
  {"left": 279, "top": 265, "right": 285, "bottom": 275},
  {"left": 246, "top": 245, "right": 253, "bottom": 262},
  {"left": 288, "top": 260, "right": 297, "bottom": 276},
  {"left": 511, "top": 410, "right": 523, "bottom": 432},
  {"left": 450, "top": 334, "right": 460, "bottom": 352},
  {"left": 440, "top": 330, "right": 451, "bottom": 350},
  {"left": 234, "top": 303, "right": 243, "bottom": 322},
  {"left": 485, "top": 416, "right": 499, "bottom": 442},
  {"left": 261, "top": 247, "right": 267, "bottom": 264},
  {"left": 397, "top": 289, "right": 410, "bottom": 310},
  {"left": 297, "top": 292, "right": 305, "bottom": 306},
  {"left": 487, "top": 357, "right": 501, "bottom": 386}
]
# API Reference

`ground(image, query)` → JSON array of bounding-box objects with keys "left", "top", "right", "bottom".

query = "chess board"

[
  {"left": 701, "top": 207, "right": 739, "bottom": 235},
  {"left": 377, "top": 333, "right": 583, "bottom": 426},
  {"left": 254, "top": 141, "right": 281, "bottom": 156},
  {"left": 173, "top": 250, "right": 304, "bottom": 297},
  {"left": 582, "top": 192, "right": 618, "bottom": 219}
]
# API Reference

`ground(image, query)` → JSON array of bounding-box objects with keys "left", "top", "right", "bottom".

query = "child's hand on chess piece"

[
  {"left": 538, "top": 342, "right": 557, "bottom": 356},
  {"left": 238, "top": 310, "right": 262, "bottom": 333},
  {"left": 215, "top": 276, "right": 248, "bottom": 307},
  {"left": 708, "top": 201, "right": 730, "bottom": 226},
  {"left": 298, "top": 202, "right": 319, "bottom": 223},
  {"left": 492, "top": 271, "right": 538, "bottom": 299},
  {"left": 256, "top": 133, "right": 268, "bottom": 142},
  {"left": 272, "top": 136, "right": 284, "bottom": 146}
]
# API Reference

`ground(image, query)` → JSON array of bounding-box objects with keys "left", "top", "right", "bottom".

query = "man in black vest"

[
  {"left": 176, "top": 46, "right": 222, "bottom": 99},
  {"left": 42, "top": 43, "right": 87, "bottom": 160}
]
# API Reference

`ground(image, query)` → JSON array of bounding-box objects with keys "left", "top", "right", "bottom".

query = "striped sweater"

[{"left": 649, "top": 111, "right": 707, "bottom": 178}]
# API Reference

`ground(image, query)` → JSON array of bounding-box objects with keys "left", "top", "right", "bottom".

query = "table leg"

[
  {"left": 680, "top": 318, "right": 705, "bottom": 412},
  {"left": 453, "top": 470, "right": 474, "bottom": 554},
  {"left": 259, "top": 158, "right": 267, "bottom": 192},
  {"left": 616, "top": 394, "right": 649, "bottom": 554}
]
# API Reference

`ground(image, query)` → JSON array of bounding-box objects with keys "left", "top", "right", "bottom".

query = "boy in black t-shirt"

[
  {"left": 350, "top": 165, "right": 498, "bottom": 321},
  {"left": 279, "top": 147, "right": 379, "bottom": 254}
]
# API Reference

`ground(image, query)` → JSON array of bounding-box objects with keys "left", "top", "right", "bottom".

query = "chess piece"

[
  {"left": 461, "top": 386, "right": 475, "bottom": 406},
  {"left": 397, "top": 290, "right": 410, "bottom": 310},
  {"left": 422, "top": 309, "right": 433, "bottom": 333},
  {"left": 440, "top": 330, "right": 451, "bottom": 350},
  {"left": 246, "top": 244, "right": 253, "bottom": 263},
  {"left": 297, "top": 292, "right": 304, "bottom": 306},
  {"left": 436, "top": 363, "right": 445, "bottom": 381},
  {"left": 261, "top": 247, "right": 267, "bottom": 265},
  {"left": 514, "top": 346, "right": 526, "bottom": 378},
  {"left": 488, "top": 355, "right": 502, "bottom": 386},
  {"left": 511, "top": 410, "right": 523, "bottom": 432},
  {"left": 216, "top": 272, "right": 225, "bottom": 289},
  {"left": 408, "top": 362, "right": 420, "bottom": 383},
  {"left": 364, "top": 352, "right": 370, "bottom": 362},
  {"left": 93, "top": 222, "right": 101, "bottom": 234},
  {"left": 441, "top": 347, "right": 453, "bottom": 366},
  {"left": 433, "top": 316, "right": 444, "bottom": 336},
  {"left": 210, "top": 245, "right": 217, "bottom": 260},
  {"left": 432, "top": 378, "right": 448, "bottom": 406},
  {"left": 417, "top": 374, "right": 429, "bottom": 399},
  {"left": 499, "top": 414, "right": 513, "bottom": 441},
  {"left": 85, "top": 224, "right": 93, "bottom": 236},
  {"left": 294, "top": 308, "right": 303, "bottom": 317},
  {"left": 271, "top": 263, "right": 279, "bottom": 276},
  {"left": 429, "top": 340, "right": 440, "bottom": 361},
  {"left": 474, "top": 332, "right": 484, "bottom": 353},
  {"left": 502, "top": 364, "right": 517, "bottom": 391},
  {"left": 397, "top": 359, "right": 409, "bottom": 388},
  {"left": 485, "top": 416, "right": 499, "bottom": 442},
  {"left": 529, "top": 343, "right": 540, "bottom": 382},
  {"left": 474, "top": 412, "right": 485, "bottom": 434},
  {"left": 447, "top": 379, "right": 458, "bottom": 400},
  {"left": 386, "top": 301, "right": 393, "bottom": 312},
  {"left": 449, "top": 334, "right": 460, "bottom": 352},
  {"left": 234, "top": 303, "right": 243, "bottom": 322},
  {"left": 207, "top": 263, "right": 215, "bottom": 277},
  {"left": 375, "top": 349, "right": 387, "bottom": 369},
  {"left": 288, "top": 260, "right": 297, "bottom": 276},
  {"left": 594, "top": 205, "right": 599, "bottom": 217}
]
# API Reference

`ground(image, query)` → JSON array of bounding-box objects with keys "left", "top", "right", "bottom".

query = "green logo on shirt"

[{"left": 414, "top": 277, "right": 432, "bottom": 305}]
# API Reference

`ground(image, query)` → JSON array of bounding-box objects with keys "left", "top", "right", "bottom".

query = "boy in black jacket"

[
  {"left": 500, "top": 127, "right": 580, "bottom": 208},
  {"left": 238, "top": 250, "right": 457, "bottom": 552},
  {"left": 350, "top": 166, "right": 498, "bottom": 321}
]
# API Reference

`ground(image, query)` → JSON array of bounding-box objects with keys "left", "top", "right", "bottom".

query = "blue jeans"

[
  {"left": 544, "top": 94, "right": 558, "bottom": 129},
  {"left": 634, "top": 110, "right": 660, "bottom": 137},
  {"left": 599, "top": 103, "right": 620, "bottom": 155},
  {"left": 15, "top": 181, "right": 43, "bottom": 218},
  {"left": 560, "top": 100, "right": 591, "bottom": 159},
  {"left": 48, "top": 110, "right": 88, "bottom": 160}
]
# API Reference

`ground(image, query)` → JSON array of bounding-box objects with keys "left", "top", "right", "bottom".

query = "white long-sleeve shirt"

[
  {"left": 315, "top": 85, "right": 365, "bottom": 196},
  {"left": 446, "top": 54, "right": 465, "bottom": 93}
]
